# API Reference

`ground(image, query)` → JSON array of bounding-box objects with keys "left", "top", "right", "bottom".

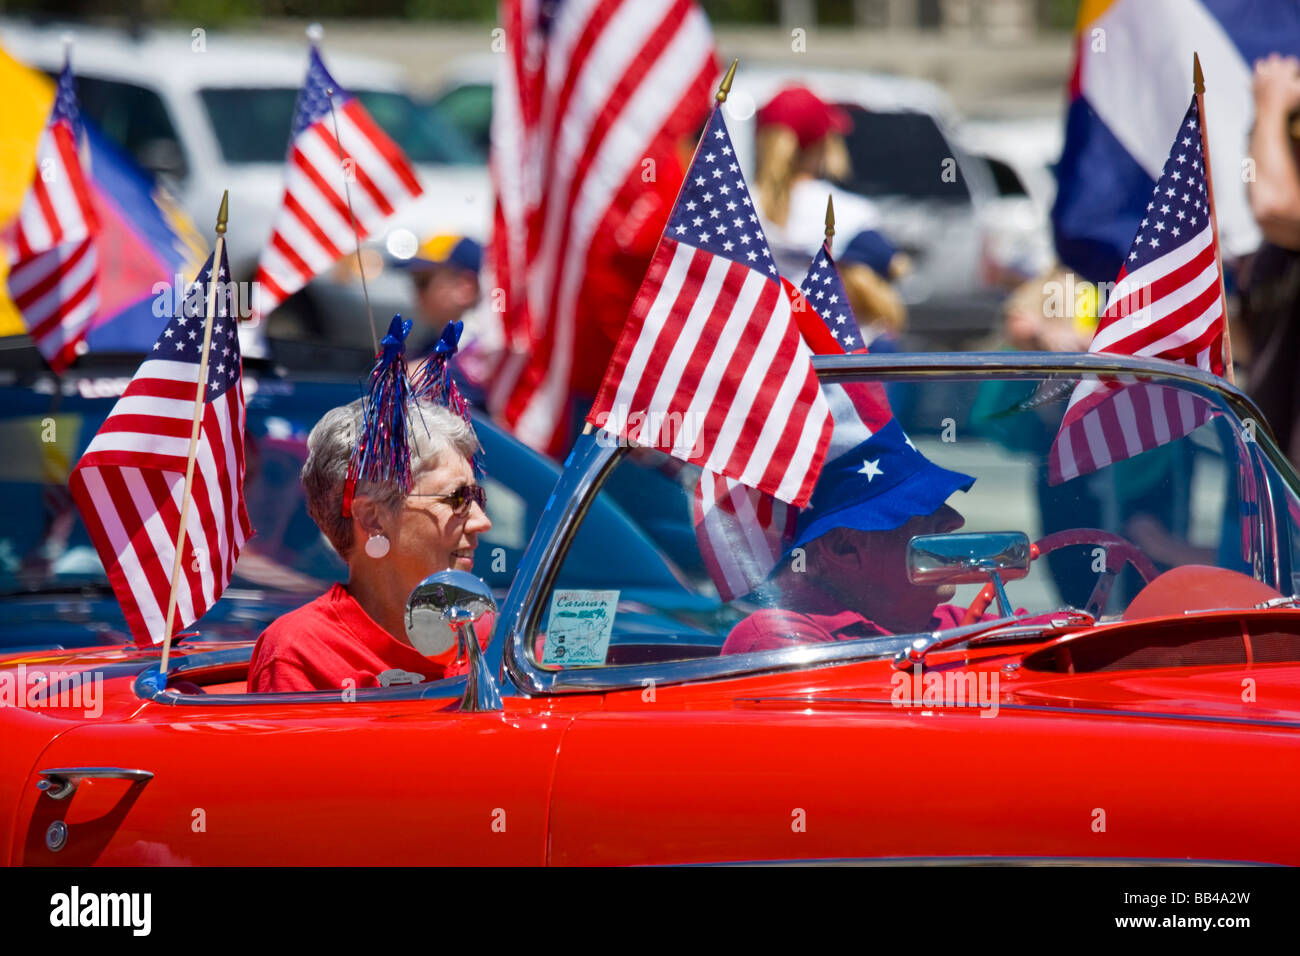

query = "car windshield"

[
  {"left": 525, "top": 366, "right": 1300, "bottom": 672},
  {"left": 199, "top": 87, "right": 482, "bottom": 165}
]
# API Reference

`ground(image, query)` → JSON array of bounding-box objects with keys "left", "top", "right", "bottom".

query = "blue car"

[{"left": 0, "top": 361, "right": 710, "bottom": 654}]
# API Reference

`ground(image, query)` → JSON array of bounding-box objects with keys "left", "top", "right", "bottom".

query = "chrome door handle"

[{"left": 37, "top": 767, "right": 154, "bottom": 800}]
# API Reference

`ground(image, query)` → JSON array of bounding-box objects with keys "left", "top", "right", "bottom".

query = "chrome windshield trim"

[
  {"left": 499, "top": 353, "right": 1296, "bottom": 697},
  {"left": 809, "top": 350, "right": 1271, "bottom": 429},
  {"left": 132, "top": 645, "right": 471, "bottom": 706},
  {"left": 500, "top": 436, "right": 953, "bottom": 693}
]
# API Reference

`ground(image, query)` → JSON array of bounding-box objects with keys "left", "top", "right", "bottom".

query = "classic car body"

[{"left": 3, "top": 353, "right": 1299, "bottom": 866}]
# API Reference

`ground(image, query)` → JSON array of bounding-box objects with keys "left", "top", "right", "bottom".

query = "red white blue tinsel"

[
  {"left": 412, "top": 319, "right": 482, "bottom": 474},
  {"left": 343, "top": 314, "right": 413, "bottom": 517}
]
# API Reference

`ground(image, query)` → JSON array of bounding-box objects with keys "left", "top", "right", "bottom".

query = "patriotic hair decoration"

[
  {"left": 411, "top": 319, "right": 484, "bottom": 475},
  {"left": 343, "top": 314, "right": 413, "bottom": 517},
  {"left": 412, "top": 320, "right": 470, "bottom": 422}
]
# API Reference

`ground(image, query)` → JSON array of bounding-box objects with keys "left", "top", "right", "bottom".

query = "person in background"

[
  {"left": 1241, "top": 53, "right": 1300, "bottom": 468},
  {"left": 754, "top": 86, "right": 880, "bottom": 278},
  {"left": 395, "top": 234, "right": 483, "bottom": 357},
  {"left": 837, "top": 229, "right": 911, "bottom": 353},
  {"left": 999, "top": 266, "right": 1097, "bottom": 354}
]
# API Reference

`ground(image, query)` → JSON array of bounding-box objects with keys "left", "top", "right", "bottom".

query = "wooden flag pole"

[
  {"left": 160, "top": 191, "right": 228, "bottom": 675},
  {"left": 1193, "top": 51, "right": 1236, "bottom": 385}
]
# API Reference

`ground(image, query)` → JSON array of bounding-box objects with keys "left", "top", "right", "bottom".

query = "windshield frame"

[{"left": 500, "top": 352, "right": 1296, "bottom": 697}]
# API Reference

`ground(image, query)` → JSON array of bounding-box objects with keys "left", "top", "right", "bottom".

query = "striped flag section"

[
  {"left": 691, "top": 239, "right": 882, "bottom": 600},
  {"left": 1049, "top": 94, "right": 1226, "bottom": 485},
  {"left": 488, "top": 0, "right": 718, "bottom": 455},
  {"left": 5, "top": 60, "right": 98, "bottom": 373},
  {"left": 589, "top": 106, "right": 833, "bottom": 507},
  {"left": 252, "top": 45, "right": 422, "bottom": 319},
  {"left": 69, "top": 249, "right": 252, "bottom": 646},
  {"left": 693, "top": 469, "right": 796, "bottom": 601}
]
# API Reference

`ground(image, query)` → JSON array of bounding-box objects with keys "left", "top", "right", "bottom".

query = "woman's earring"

[{"left": 364, "top": 533, "right": 390, "bottom": 559}]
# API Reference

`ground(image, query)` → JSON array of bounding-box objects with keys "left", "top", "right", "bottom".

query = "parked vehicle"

[
  {"left": 2, "top": 21, "right": 491, "bottom": 351},
  {"left": 956, "top": 114, "right": 1062, "bottom": 288},
  {"left": 3, "top": 352, "right": 1297, "bottom": 865}
]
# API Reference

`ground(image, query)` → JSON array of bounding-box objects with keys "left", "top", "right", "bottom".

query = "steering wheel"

[{"left": 961, "top": 528, "right": 1160, "bottom": 625}]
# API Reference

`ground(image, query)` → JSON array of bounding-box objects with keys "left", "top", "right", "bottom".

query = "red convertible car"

[{"left": 3, "top": 352, "right": 1299, "bottom": 866}]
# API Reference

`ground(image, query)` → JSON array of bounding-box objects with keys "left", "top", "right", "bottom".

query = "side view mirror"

[
  {"left": 907, "top": 531, "right": 1032, "bottom": 617},
  {"left": 405, "top": 570, "right": 501, "bottom": 712}
]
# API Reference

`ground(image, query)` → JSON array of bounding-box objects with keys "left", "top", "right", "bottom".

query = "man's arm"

[{"left": 1249, "top": 55, "right": 1300, "bottom": 251}]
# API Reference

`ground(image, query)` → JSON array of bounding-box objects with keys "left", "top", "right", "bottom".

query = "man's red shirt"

[{"left": 722, "top": 602, "right": 970, "bottom": 656}]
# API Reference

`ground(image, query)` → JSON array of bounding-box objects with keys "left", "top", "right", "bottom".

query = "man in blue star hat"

[{"left": 722, "top": 415, "right": 977, "bottom": 654}]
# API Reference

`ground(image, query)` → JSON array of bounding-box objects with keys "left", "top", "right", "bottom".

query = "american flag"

[
  {"left": 5, "top": 60, "right": 98, "bottom": 373},
  {"left": 1050, "top": 95, "right": 1224, "bottom": 484},
  {"left": 693, "top": 240, "right": 873, "bottom": 599},
  {"left": 488, "top": 0, "right": 717, "bottom": 455},
  {"left": 799, "top": 242, "right": 864, "bottom": 351},
  {"left": 589, "top": 106, "right": 833, "bottom": 507},
  {"left": 252, "top": 45, "right": 422, "bottom": 319},
  {"left": 69, "top": 249, "right": 253, "bottom": 646}
]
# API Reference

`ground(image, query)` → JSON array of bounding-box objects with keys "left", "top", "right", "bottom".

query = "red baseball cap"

[{"left": 756, "top": 86, "right": 852, "bottom": 148}]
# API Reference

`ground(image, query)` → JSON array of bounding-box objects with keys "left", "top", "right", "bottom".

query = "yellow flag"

[{"left": 0, "top": 44, "right": 57, "bottom": 337}]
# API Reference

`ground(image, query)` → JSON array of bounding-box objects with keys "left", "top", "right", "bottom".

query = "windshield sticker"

[{"left": 542, "top": 590, "right": 619, "bottom": 666}]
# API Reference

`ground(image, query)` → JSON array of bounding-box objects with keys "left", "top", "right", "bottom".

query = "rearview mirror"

[
  {"left": 405, "top": 570, "right": 501, "bottom": 712},
  {"left": 907, "top": 531, "right": 1031, "bottom": 586}
]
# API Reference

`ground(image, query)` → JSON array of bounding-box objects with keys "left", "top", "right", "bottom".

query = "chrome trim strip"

[
  {"left": 674, "top": 856, "right": 1272, "bottom": 867},
  {"left": 891, "top": 614, "right": 1024, "bottom": 670},
  {"left": 501, "top": 353, "right": 1296, "bottom": 697},
  {"left": 808, "top": 351, "right": 1273, "bottom": 431},
  {"left": 732, "top": 695, "right": 1300, "bottom": 730}
]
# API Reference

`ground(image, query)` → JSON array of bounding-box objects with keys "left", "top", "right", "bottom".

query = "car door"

[{"left": 14, "top": 692, "right": 567, "bottom": 866}]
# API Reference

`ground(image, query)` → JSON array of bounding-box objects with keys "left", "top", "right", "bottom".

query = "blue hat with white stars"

[{"left": 791, "top": 419, "right": 974, "bottom": 548}]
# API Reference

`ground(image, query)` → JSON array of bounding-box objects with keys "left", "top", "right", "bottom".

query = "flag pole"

[
  {"left": 824, "top": 195, "right": 835, "bottom": 251},
  {"left": 716, "top": 58, "right": 737, "bottom": 103},
  {"left": 160, "top": 191, "right": 228, "bottom": 676},
  {"left": 1192, "top": 51, "right": 1235, "bottom": 385},
  {"left": 314, "top": 22, "right": 379, "bottom": 355}
]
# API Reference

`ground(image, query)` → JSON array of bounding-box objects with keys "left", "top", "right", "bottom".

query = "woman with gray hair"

[{"left": 248, "top": 397, "right": 491, "bottom": 692}]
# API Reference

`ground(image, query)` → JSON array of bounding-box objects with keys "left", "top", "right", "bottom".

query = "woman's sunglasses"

[{"left": 409, "top": 483, "right": 487, "bottom": 515}]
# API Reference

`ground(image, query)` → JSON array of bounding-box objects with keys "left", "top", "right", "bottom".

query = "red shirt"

[
  {"left": 248, "top": 584, "right": 488, "bottom": 693},
  {"left": 722, "top": 602, "right": 970, "bottom": 656}
]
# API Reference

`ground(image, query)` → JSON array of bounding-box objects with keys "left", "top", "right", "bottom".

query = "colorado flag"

[{"left": 1053, "top": 0, "right": 1300, "bottom": 282}]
